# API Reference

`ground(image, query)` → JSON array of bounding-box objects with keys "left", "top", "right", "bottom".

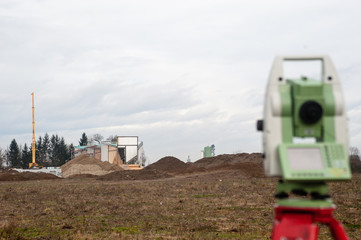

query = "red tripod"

[{"left": 272, "top": 205, "right": 349, "bottom": 240}]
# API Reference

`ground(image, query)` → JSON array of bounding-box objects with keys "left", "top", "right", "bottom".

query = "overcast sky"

[{"left": 1, "top": 0, "right": 361, "bottom": 163}]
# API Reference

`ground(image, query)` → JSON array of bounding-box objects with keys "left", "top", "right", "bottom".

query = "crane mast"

[{"left": 29, "top": 93, "right": 38, "bottom": 168}]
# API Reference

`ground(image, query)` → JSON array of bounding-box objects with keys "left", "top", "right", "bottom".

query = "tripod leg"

[
  {"left": 272, "top": 213, "right": 319, "bottom": 240},
  {"left": 328, "top": 218, "right": 349, "bottom": 240}
]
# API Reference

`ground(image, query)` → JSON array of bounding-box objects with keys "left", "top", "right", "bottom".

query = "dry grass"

[{"left": 0, "top": 171, "right": 360, "bottom": 239}]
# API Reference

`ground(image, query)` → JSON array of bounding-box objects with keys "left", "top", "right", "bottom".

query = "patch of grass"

[
  {"left": 192, "top": 194, "right": 217, "bottom": 198},
  {"left": 18, "top": 227, "right": 43, "bottom": 238},
  {"left": 346, "top": 224, "right": 361, "bottom": 230},
  {"left": 113, "top": 226, "right": 139, "bottom": 235}
]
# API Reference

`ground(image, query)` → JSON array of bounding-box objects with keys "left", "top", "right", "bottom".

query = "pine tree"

[
  {"left": 57, "top": 137, "right": 69, "bottom": 166},
  {"left": 50, "top": 134, "right": 60, "bottom": 166},
  {"left": 21, "top": 144, "right": 31, "bottom": 168},
  {"left": 37, "top": 133, "right": 50, "bottom": 166},
  {"left": 36, "top": 136, "right": 43, "bottom": 165},
  {"left": 8, "top": 139, "right": 21, "bottom": 168},
  {"left": 79, "top": 132, "right": 88, "bottom": 146}
]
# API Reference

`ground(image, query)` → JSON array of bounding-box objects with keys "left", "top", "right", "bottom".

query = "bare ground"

[{"left": 0, "top": 154, "right": 360, "bottom": 239}]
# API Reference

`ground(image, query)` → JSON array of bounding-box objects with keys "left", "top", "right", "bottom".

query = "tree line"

[
  {"left": 1, "top": 133, "right": 74, "bottom": 168},
  {"left": 0, "top": 132, "right": 109, "bottom": 169}
]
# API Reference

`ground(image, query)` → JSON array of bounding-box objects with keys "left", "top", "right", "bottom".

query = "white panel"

[
  {"left": 101, "top": 144, "right": 109, "bottom": 162},
  {"left": 126, "top": 146, "right": 138, "bottom": 162},
  {"left": 117, "top": 136, "right": 138, "bottom": 146}
]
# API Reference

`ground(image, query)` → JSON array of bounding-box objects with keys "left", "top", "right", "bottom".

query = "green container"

[{"left": 203, "top": 145, "right": 215, "bottom": 158}]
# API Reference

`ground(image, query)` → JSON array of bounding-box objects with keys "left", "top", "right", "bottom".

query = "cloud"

[{"left": 1, "top": 0, "right": 361, "bottom": 163}]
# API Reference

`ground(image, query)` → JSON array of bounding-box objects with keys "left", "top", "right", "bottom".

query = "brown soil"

[
  {"left": 0, "top": 169, "right": 60, "bottom": 181},
  {"left": 67, "top": 174, "right": 98, "bottom": 179},
  {"left": 186, "top": 153, "right": 264, "bottom": 177},
  {"left": 96, "top": 153, "right": 264, "bottom": 181},
  {"left": 144, "top": 156, "right": 188, "bottom": 174},
  {"left": 143, "top": 153, "right": 264, "bottom": 177},
  {"left": 0, "top": 152, "right": 359, "bottom": 239},
  {"left": 61, "top": 154, "right": 123, "bottom": 178},
  {"left": 97, "top": 169, "right": 171, "bottom": 181},
  {"left": 0, "top": 172, "right": 359, "bottom": 239}
]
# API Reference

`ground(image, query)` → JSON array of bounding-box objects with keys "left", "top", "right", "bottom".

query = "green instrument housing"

[{"left": 278, "top": 78, "right": 351, "bottom": 182}]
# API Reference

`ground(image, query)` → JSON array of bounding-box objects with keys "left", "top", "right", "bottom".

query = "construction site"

[
  {"left": 0, "top": 93, "right": 359, "bottom": 238},
  {"left": 2, "top": 55, "right": 361, "bottom": 239},
  {"left": 0, "top": 152, "right": 360, "bottom": 239},
  {"left": 2, "top": 58, "right": 361, "bottom": 239}
]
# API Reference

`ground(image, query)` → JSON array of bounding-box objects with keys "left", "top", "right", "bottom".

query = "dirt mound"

[
  {"left": 192, "top": 153, "right": 262, "bottom": 168},
  {"left": 184, "top": 153, "right": 264, "bottom": 177},
  {"left": 145, "top": 156, "right": 188, "bottom": 174},
  {"left": 64, "top": 153, "right": 264, "bottom": 180},
  {"left": 61, "top": 154, "right": 122, "bottom": 178},
  {"left": 143, "top": 153, "right": 264, "bottom": 178},
  {"left": 0, "top": 169, "right": 60, "bottom": 181},
  {"left": 97, "top": 169, "right": 171, "bottom": 181}
]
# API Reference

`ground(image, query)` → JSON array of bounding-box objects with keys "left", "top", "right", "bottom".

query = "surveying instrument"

[{"left": 257, "top": 55, "right": 351, "bottom": 240}]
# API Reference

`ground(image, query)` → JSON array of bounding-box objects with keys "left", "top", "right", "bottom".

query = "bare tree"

[
  {"left": 91, "top": 133, "right": 104, "bottom": 144},
  {"left": 0, "top": 148, "right": 4, "bottom": 168},
  {"left": 107, "top": 135, "right": 118, "bottom": 143}
]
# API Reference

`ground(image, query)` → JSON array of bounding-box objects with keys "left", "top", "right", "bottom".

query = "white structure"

[
  {"left": 117, "top": 136, "right": 138, "bottom": 164},
  {"left": 138, "top": 141, "right": 146, "bottom": 166},
  {"left": 15, "top": 167, "right": 62, "bottom": 178},
  {"left": 100, "top": 136, "right": 144, "bottom": 166},
  {"left": 101, "top": 142, "right": 121, "bottom": 165}
]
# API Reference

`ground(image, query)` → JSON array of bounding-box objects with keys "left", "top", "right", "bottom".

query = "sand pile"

[
  {"left": 0, "top": 169, "right": 60, "bottom": 181},
  {"left": 61, "top": 154, "right": 122, "bottom": 178}
]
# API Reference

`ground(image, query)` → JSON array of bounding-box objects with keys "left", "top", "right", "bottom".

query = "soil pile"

[
  {"left": 97, "top": 169, "right": 171, "bottom": 181},
  {"left": 0, "top": 169, "right": 60, "bottom": 181},
  {"left": 145, "top": 156, "right": 188, "bottom": 174},
  {"left": 142, "top": 153, "right": 264, "bottom": 178},
  {"left": 186, "top": 153, "right": 264, "bottom": 177},
  {"left": 61, "top": 154, "right": 123, "bottom": 178},
  {"left": 192, "top": 153, "right": 262, "bottom": 168}
]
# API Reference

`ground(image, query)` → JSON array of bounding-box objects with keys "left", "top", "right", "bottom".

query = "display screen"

[{"left": 287, "top": 147, "right": 324, "bottom": 170}]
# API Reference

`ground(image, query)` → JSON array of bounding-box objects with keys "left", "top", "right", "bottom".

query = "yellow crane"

[{"left": 29, "top": 92, "right": 39, "bottom": 168}]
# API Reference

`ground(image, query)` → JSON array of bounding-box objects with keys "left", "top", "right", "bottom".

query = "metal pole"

[{"left": 30, "top": 93, "right": 37, "bottom": 168}]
